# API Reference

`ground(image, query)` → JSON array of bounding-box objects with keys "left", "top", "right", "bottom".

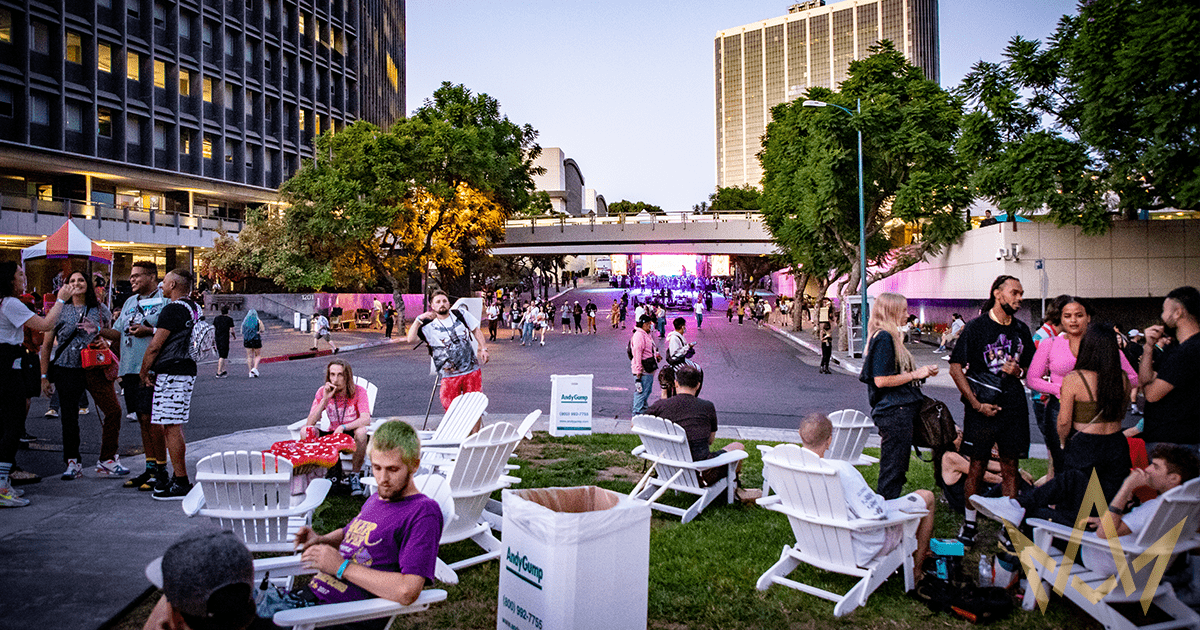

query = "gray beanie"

[{"left": 146, "top": 527, "right": 256, "bottom": 628}]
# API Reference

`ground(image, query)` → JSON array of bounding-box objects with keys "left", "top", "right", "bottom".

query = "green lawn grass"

[{"left": 117, "top": 433, "right": 1100, "bottom": 629}]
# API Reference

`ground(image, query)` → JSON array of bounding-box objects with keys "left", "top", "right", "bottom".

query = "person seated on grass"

[
  {"left": 143, "top": 527, "right": 271, "bottom": 630},
  {"left": 970, "top": 443, "right": 1199, "bottom": 571},
  {"left": 304, "top": 359, "right": 372, "bottom": 497},
  {"left": 941, "top": 430, "right": 1035, "bottom": 514},
  {"left": 799, "top": 412, "right": 936, "bottom": 579},
  {"left": 268, "top": 420, "right": 443, "bottom": 627},
  {"left": 646, "top": 364, "right": 744, "bottom": 490}
]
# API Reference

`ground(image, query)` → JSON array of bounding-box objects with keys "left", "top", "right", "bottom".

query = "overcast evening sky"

[{"left": 406, "top": 0, "right": 1079, "bottom": 212}]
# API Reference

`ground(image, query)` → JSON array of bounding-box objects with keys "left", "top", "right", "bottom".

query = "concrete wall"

[{"left": 870, "top": 219, "right": 1200, "bottom": 301}]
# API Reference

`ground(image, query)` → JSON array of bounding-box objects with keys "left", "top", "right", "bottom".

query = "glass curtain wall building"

[
  {"left": 715, "top": 0, "right": 938, "bottom": 189},
  {"left": 0, "top": 0, "right": 404, "bottom": 268}
]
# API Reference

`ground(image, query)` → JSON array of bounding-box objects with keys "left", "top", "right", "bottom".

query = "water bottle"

[{"left": 979, "top": 554, "right": 993, "bottom": 587}]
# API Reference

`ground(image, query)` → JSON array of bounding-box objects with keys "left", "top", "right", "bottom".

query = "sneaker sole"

[
  {"left": 151, "top": 494, "right": 189, "bottom": 501},
  {"left": 0, "top": 499, "right": 31, "bottom": 507}
]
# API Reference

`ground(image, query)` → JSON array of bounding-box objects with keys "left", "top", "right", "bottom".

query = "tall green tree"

[
  {"left": 707, "top": 185, "right": 762, "bottom": 211},
  {"left": 269, "top": 83, "right": 542, "bottom": 314},
  {"left": 608, "top": 200, "right": 664, "bottom": 215},
  {"left": 760, "top": 42, "right": 972, "bottom": 308}
]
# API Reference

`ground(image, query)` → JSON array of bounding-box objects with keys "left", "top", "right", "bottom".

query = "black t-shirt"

[
  {"left": 949, "top": 312, "right": 1035, "bottom": 410},
  {"left": 646, "top": 394, "right": 719, "bottom": 462},
  {"left": 861, "top": 330, "right": 923, "bottom": 412},
  {"left": 153, "top": 301, "right": 198, "bottom": 376},
  {"left": 213, "top": 314, "right": 235, "bottom": 343},
  {"left": 1143, "top": 334, "right": 1200, "bottom": 445}
]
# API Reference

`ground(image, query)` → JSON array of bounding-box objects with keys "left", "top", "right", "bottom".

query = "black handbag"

[
  {"left": 641, "top": 355, "right": 659, "bottom": 373},
  {"left": 914, "top": 395, "right": 956, "bottom": 451},
  {"left": 966, "top": 371, "right": 1004, "bottom": 406}
]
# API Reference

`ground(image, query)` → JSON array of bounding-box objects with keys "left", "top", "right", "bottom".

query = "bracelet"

[
  {"left": 55, "top": 299, "right": 65, "bottom": 305},
  {"left": 1108, "top": 503, "right": 1125, "bottom": 516},
  {"left": 40, "top": 374, "right": 48, "bottom": 379},
  {"left": 336, "top": 559, "right": 351, "bottom": 580}
]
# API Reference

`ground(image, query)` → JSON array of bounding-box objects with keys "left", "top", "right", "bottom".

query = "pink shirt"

[
  {"left": 630, "top": 328, "right": 657, "bottom": 375},
  {"left": 1025, "top": 334, "right": 1138, "bottom": 398},
  {"left": 310, "top": 384, "right": 371, "bottom": 430}
]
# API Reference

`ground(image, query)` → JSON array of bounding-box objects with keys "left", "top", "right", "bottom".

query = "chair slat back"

[
  {"left": 196, "top": 451, "right": 295, "bottom": 549},
  {"left": 354, "top": 376, "right": 379, "bottom": 415},
  {"left": 1135, "top": 478, "right": 1200, "bottom": 549},
  {"left": 431, "top": 392, "right": 488, "bottom": 443},
  {"left": 515, "top": 409, "right": 541, "bottom": 439},
  {"left": 632, "top": 414, "right": 702, "bottom": 489},
  {"left": 445, "top": 422, "right": 522, "bottom": 538},
  {"left": 826, "top": 409, "right": 873, "bottom": 463},
  {"left": 414, "top": 473, "right": 456, "bottom": 537},
  {"left": 764, "top": 444, "right": 858, "bottom": 568}
]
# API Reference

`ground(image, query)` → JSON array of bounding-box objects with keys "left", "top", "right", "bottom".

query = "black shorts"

[
  {"left": 120, "top": 374, "right": 154, "bottom": 417},
  {"left": 216, "top": 339, "right": 230, "bottom": 359},
  {"left": 962, "top": 406, "right": 1030, "bottom": 461},
  {"left": 243, "top": 338, "right": 262, "bottom": 349}
]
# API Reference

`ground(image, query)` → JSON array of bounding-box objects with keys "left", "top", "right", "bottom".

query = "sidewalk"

[
  {"left": 206, "top": 312, "right": 399, "bottom": 369},
  {"left": 0, "top": 410, "right": 810, "bottom": 630}
]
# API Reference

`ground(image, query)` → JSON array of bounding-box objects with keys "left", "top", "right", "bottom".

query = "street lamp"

[{"left": 803, "top": 98, "right": 868, "bottom": 350}]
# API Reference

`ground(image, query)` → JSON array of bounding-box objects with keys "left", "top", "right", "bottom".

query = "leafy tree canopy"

[
  {"left": 608, "top": 200, "right": 664, "bottom": 215},
  {"left": 707, "top": 185, "right": 762, "bottom": 212},
  {"left": 760, "top": 42, "right": 972, "bottom": 300}
]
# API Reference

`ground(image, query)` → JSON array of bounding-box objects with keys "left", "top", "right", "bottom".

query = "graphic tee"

[
  {"left": 949, "top": 313, "right": 1035, "bottom": 409},
  {"left": 115, "top": 290, "right": 166, "bottom": 376},
  {"left": 309, "top": 492, "right": 443, "bottom": 604},
  {"left": 419, "top": 310, "right": 481, "bottom": 378}
]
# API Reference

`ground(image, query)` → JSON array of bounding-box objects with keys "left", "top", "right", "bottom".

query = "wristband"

[
  {"left": 41, "top": 374, "right": 48, "bottom": 379},
  {"left": 336, "top": 559, "right": 351, "bottom": 580},
  {"left": 1108, "top": 503, "right": 1125, "bottom": 516},
  {"left": 56, "top": 299, "right": 65, "bottom": 305}
]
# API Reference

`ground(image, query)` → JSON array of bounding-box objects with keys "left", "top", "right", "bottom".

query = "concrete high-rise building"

[
  {"left": 0, "top": 0, "right": 405, "bottom": 274},
  {"left": 715, "top": 0, "right": 939, "bottom": 189}
]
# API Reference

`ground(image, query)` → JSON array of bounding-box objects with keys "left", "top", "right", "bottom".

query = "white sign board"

[{"left": 549, "top": 374, "right": 593, "bottom": 436}]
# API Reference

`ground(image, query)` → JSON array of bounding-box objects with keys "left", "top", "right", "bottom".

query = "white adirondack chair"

[
  {"left": 1021, "top": 478, "right": 1200, "bottom": 630},
  {"left": 250, "top": 554, "right": 447, "bottom": 630},
  {"left": 181, "top": 451, "right": 332, "bottom": 552},
  {"left": 418, "top": 391, "right": 489, "bottom": 471},
  {"left": 758, "top": 408, "right": 877, "bottom": 495},
  {"left": 287, "top": 376, "right": 379, "bottom": 439},
  {"left": 755, "top": 443, "right": 925, "bottom": 617},
  {"left": 629, "top": 414, "right": 748, "bottom": 524}
]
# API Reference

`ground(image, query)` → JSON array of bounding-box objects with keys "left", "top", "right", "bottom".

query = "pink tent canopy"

[{"left": 21, "top": 220, "right": 113, "bottom": 264}]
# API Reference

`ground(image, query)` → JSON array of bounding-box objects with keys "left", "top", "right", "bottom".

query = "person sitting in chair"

[
  {"left": 646, "top": 365, "right": 742, "bottom": 489},
  {"left": 799, "top": 413, "right": 936, "bottom": 579},
  {"left": 303, "top": 359, "right": 372, "bottom": 497}
]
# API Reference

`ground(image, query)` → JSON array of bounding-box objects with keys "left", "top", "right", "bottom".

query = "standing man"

[
  {"left": 311, "top": 311, "right": 339, "bottom": 354},
  {"left": 371, "top": 296, "right": 384, "bottom": 330},
  {"left": 212, "top": 305, "right": 235, "bottom": 378},
  {"left": 140, "top": 269, "right": 200, "bottom": 500},
  {"left": 630, "top": 314, "right": 660, "bottom": 415},
  {"left": 485, "top": 301, "right": 500, "bottom": 342},
  {"left": 948, "top": 275, "right": 1035, "bottom": 545},
  {"left": 406, "top": 290, "right": 489, "bottom": 411},
  {"left": 585, "top": 299, "right": 598, "bottom": 334},
  {"left": 1137, "top": 287, "right": 1200, "bottom": 453},
  {"left": 114, "top": 261, "right": 169, "bottom": 492},
  {"left": 693, "top": 299, "right": 704, "bottom": 330}
]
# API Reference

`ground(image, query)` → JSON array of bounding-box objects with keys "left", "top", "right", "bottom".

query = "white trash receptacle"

[{"left": 498, "top": 486, "right": 649, "bottom": 630}]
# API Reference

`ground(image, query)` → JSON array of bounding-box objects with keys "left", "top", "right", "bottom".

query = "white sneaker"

[
  {"left": 96, "top": 457, "right": 131, "bottom": 476},
  {"left": 969, "top": 495, "right": 1025, "bottom": 526},
  {"left": 0, "top": 485, "right": 29, "bottom": 507},
  {"left": 0, "top": 483, "right": 24, "bottom": 498},
  {"left": 61, "top": 459, "right": 83, "bottom": 480},
  {"left": 79, "top": 407, "right": 90, "bottom": 415}
]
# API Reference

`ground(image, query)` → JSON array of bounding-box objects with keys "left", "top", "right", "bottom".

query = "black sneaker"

[
  {"left": 125, "top": 469, "right": 156, "bottom": 489},
  {"left": 957, "top": 522, "right": 977, "bottom": 547},
  {"left": 152, "top": 478, "right": 193, "bottom": 501},
  {"left": 153, "top": 472, "right": 172, "bottom": 494}
]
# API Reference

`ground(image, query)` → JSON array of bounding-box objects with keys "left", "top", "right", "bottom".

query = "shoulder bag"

[{"left": 965, "top": 371, "right": 1004, "bottom": 405}]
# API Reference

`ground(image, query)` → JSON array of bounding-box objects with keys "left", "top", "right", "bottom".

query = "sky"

[{"left": 406, "top": 0, "right": 1079, "bottom": 212}]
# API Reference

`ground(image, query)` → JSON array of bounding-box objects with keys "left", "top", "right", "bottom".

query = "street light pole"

[{"left": 803, "top": 98, "right": 868, "bottom": 347}]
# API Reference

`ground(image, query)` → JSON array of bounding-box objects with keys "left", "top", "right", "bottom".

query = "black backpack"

[
  {"left": 912, "top": 579, "right": 1014, "bottom": 624},
  {"left": 914, "top": 395, "right": 956, "bottom": 451}
]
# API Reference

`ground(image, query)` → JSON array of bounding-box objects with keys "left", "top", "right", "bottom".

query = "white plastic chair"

[
  {"left": 1021, "top": 478, "right": 1200, "bottom": 630},
  {"left": 629, "top": 414, "right": 747, "bottom": 523},
  {"left": 417, "top": 391, "right": 489, "bottom": 470},
  {"left": 287, "top": 376, "right": 379, "bottom": 439},
  {"left": 181, "top": 451, "right": 331, "bottom": 552},
  {"left": 755, "top": 443, "right": 925, "bottom": 617},
  {"left": 759, "top": 408, "right": 877, "bottom": 495}
]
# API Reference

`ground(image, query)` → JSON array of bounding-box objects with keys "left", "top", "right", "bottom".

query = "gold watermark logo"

[{"left": 1003, "top": 471, "right": 1187, "bottom": 614}]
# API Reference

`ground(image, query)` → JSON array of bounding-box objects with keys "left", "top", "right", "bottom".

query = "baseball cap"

[
  {"left": 146, "top": 527, "right": 257, "bottom": 629},
  {"left": 1128, "top": 329, "right": 1141, "bottom": 337}
]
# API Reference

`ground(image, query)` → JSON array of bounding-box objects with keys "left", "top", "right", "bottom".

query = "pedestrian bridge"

[{"left": 496, "top": 212, "right": 777, "bottom": 256}]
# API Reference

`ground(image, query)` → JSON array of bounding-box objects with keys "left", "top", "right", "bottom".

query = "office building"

[
  {"left": 715, "top": 0, "right": 939, "bottom": 188},
  {"left": 0, "top": 0, "right": 405, "bottom": 275}
]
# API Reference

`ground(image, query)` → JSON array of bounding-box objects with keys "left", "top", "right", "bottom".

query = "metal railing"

[
  {"left": 0, "top": 192, "right": 244, "bottom": 236},
  {"left": 505, "top": 210, "right": 765, "bottom": 232}
]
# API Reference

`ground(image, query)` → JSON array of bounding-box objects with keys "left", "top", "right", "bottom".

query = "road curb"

[
  {"left": 257, "top": 337, "right": 397, "bottom": 364},
  {"left": 764, "top": 322, "right": 863, "bottom": 373}
]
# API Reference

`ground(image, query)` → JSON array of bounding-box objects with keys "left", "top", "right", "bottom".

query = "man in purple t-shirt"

[{"left": 291, "top": 420, "right": 443, "bottom": 618}]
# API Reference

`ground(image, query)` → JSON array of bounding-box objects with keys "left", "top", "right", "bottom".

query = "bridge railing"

[{"left": 505, "top": 211, "right": 764, "bottom": 231}]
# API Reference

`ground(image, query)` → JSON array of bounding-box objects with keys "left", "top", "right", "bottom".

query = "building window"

[
  {"left": 127, "top": 116, "right": 140, "bottom": 144},
  {"left": 224, "top": 83, "right": 234, "bottom": 110},
  {"left": 264, "top": 2, "right": 271, "bottom": 20},
  {"left": 98, "top": 44, "right": 112, "bottom": 72},
  {"left": 30, "top": 95, "right": 49, "bottom": 125},
  {"left": 98, "top": 108, "right": 112, "bottom": 137},
  {"left": 0, "top": 88, "right": 12, "bottom": 118},
  {"left": 127, "top": 2, "right": 139, "bottom": 18},
  {"left": 179, "top": 14, "right": 190, "bottom": 39},
  {"left": 98, "top": 0, "right": 111, "bottom": 7},
  {"left": 179, "top": 69, "right": 190, "bottom": 95},
  {"left": 203, "top": 77, "right": 213, "bottom": 102},
  {"left": 386, "top": 54, "right": 399, "bottom": 90},
  {"left": 202, "top": 22, "right": 213, "bottom": 47},
  {"left": 154, "top": 123, "right": 166, "bottom": 150},
  {"left": 202, "top": 136, "right": 213, "bottom": 159},
  {"left": 154, "top": 3, "right": 166, "bottom": 28},
  {"left": 127, "top": 52, "right": 140, "bottom": 81},
  {"left": 180, "top": 129, "right": 191, "bottom": 154},
  {"left": 224, "top": 32, "right": 232, "bottom": 56},
  {"left": 299, "top": 14, "right": 306, "bottom": 36},
  {"left": 154, "top": 61, "right": 166, "bottom": 88},
  {"left": 65, "top": 104, "right": 83, "bottom": 132},
  {"left": 298, "top": 109, "right": 305, "bottom": 131},
  {"left": 30, "top": 22, "right": 49, "bottom": 54},
  {"left": 314, "top": 115, "right": 320, "bottom": 135},
  {"left": 66, "top": 32, "right": 83, "bottom": 63},
  {"left": 225, "top": 145, "right": 233, "bottom": 163},
  {"left": 0, "top": 10, "right": 11, "bottom": 44},
  {"left": 244, "top": 92, "right": 253, "bottom": 116},
  {"left": 245, "top": 44, "right": 253, "bottom": 67}
]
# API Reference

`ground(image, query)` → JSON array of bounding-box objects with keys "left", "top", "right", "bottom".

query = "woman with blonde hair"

[{"left": 859, "top": 293, "right": 940, "bottom": 499}]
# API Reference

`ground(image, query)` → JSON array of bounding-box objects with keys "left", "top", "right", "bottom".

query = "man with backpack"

[
  {"left": 140, "top": 269, "right": 200, "bottom": 500},
  {"left": 405, "top": 290, "right": 489, "bottom": 411}
]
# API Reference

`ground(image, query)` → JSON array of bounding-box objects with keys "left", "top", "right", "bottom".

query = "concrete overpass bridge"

[{"left": 495, "top": 212, "right": 777, "bottom": 256}]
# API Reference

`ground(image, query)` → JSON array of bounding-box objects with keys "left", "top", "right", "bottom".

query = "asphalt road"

[{"left": 15, "top": 287, "right": 1042, "bottom": 478}]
